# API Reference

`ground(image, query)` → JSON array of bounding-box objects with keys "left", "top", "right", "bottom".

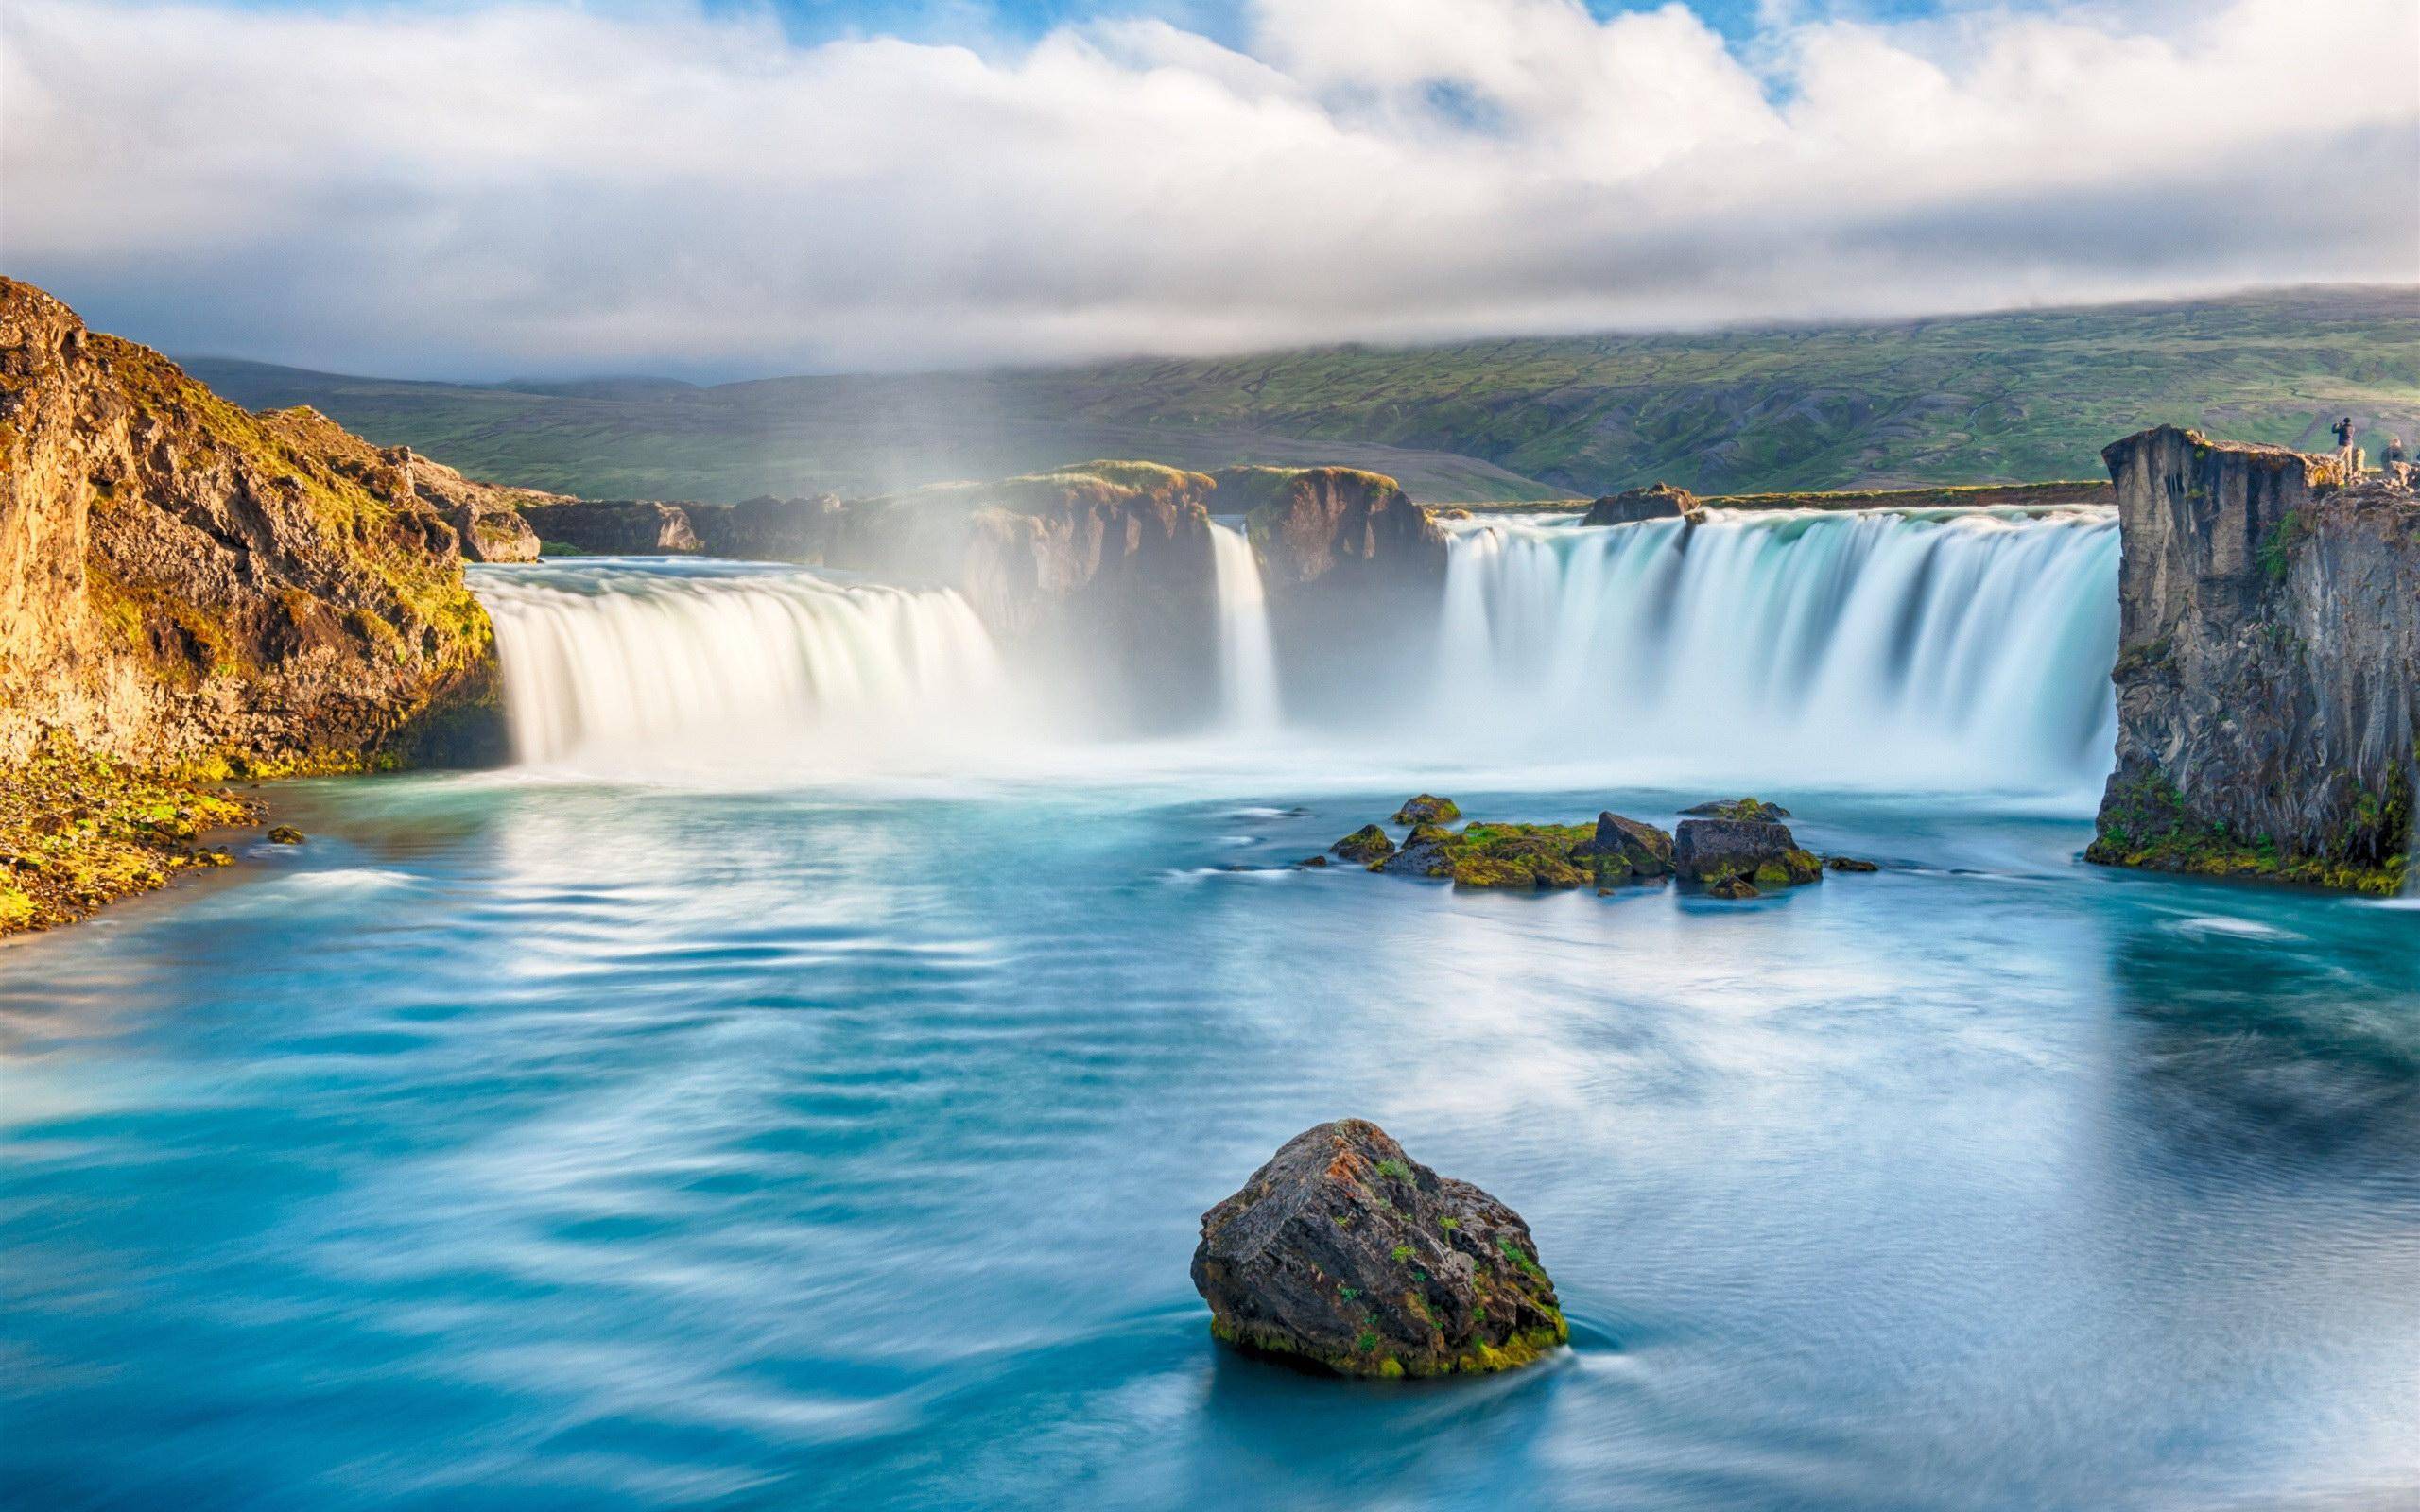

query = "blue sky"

[{"left": 2, "top": 0, "right": 2407, "bottom": 378}]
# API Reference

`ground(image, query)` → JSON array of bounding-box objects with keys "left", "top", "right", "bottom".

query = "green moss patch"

[{"left": 0, "top": 735, "right": 265, "bottom": 935}]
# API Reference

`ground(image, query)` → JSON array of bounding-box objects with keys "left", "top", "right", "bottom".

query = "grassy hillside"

[{"left": 186, "top": 286, "right": 2420, "bottom": 504}]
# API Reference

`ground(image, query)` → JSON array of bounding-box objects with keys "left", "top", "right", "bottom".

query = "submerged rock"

[
  {"left": 1296, "top": 855, "right": 1329, "bottom": 868},
  {"left": 1392, "top": 794, "right": 1461, "bottom": 825},
  {"left": 1330, "top": 824, "right": 1396, "bottom": 864},
  {"left": 1680, "top": 797, "right": 1792, "bottom": 821},
  {"left": 1582, "top": 482, "right": 1703, "bottom": 527},
  {"left": 1191, "top": 1120, "right": 1567, "bottom": 1379},
  {"left": 1826, "top": 856, "right": 1880, "bottom": 873},
  {"left": 1673, "top": 817, "right": 1822, "bottom": 894}
]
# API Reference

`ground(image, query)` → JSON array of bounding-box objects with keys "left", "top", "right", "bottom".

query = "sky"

[{"left": 2, "top": 0, "right": 2413, "bottom": 380}]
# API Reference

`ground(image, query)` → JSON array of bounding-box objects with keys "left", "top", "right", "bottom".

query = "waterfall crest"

[
  {"left": 472, "top": 560, "right": 1010, "bottom": 765},
  {"left": 1209, "top": 522, "right": 1281, "bottom": 730},
  {"left": 1428, "top": 507, "right": 2122, "bottom": 790}
]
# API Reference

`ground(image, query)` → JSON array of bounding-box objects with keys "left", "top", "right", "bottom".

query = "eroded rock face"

[
  {"left": 2088, "top": 427, "right": 2417, "bottom": 894},
  {"left": 685, "top": 494, "right": 841, "bottom": 560},
  {"left": 0, "top": 278, "right": 507, "bottom": 772},
  {"left": 1672, "top": 817, "right": 1822, "bottom": 896},
  {"left": 1191, "top": 1120, "right": 1566, "bottom": 1379},
  {"left": 1227, "top": 466, "right": 1447, "bottom": 595},
  {"left": 1582, "top": 481, "right": 1703, "bottom": 526},
  {"left": 522, "top": 499, "right": 702, "bottom": 555},
  {"left": 826, "top": 462, "right": 1218, "bottom": 644}
]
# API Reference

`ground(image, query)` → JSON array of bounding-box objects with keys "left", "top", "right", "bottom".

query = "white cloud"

[{"left": 1, "top": 0, "right": 2411, "bottom": 377}]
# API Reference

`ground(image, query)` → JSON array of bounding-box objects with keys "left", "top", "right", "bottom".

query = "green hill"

[{"left": 185, "top": 285, "right": 2419, "bottom": 504}]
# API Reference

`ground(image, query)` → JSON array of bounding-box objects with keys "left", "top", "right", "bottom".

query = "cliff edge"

[
  {"left": 2088, "top": 426, "right": 2416, "bottom": 894},
  {"left": 1, "top": 278, "right": 527, "bottom": 930}
]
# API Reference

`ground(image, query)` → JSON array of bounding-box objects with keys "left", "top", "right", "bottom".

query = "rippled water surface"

[{"left": 7, "top": 764, "right": 2418, "bottom": 1509}]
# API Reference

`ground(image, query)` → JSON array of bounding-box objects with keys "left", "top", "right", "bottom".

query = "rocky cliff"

[
  {"left": 0, "top": 278, "right": 521, "bottom": 776},
  {"left": 2088, "top": 426, "right": 2416, "bottom": 894},
  {"left": 1226, "top": 466, "right": 1447, "bottom": 595},
  {"left": 823, "top": 461, "right": 1219, "bottom": 640}
]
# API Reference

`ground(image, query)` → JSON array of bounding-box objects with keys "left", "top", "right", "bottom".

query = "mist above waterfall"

[{"left": 469, "top": 507, "right": 2121, "bottom": 799}]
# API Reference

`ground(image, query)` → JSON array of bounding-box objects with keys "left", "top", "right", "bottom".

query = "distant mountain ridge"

[{"left": 185, "top": 286, "right": 2420, "bottom": 504}]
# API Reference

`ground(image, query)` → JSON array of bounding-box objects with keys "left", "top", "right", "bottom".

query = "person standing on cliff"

[{"left": 2332, "top": 416, "right": 2357, "bottom": 474}]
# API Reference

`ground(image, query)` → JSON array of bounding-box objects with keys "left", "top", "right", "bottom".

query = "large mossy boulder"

[
  {"left": 1672, "top": 817, "right": 1822, "bottom": 897},
  {"left": 1392, "top": 794, "right": 1461, "bottom": 824},
  {"left": 1192, "top": 1120, "right": 1567, "bottom": 1380},
  {"left": 1574, "top": 810, "right": 1675, "bottom": 878},
  {"left": 1330, "top": 824, "right": 1396, "bottom": 864}
]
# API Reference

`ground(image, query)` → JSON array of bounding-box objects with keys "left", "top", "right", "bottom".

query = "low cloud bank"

[{"left": 4, "top": 0, "right": 2412, "bottom": 376}]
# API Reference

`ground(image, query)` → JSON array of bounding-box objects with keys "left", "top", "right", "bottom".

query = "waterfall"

[
  {"left": 1426, "top": 507, "right": 2123, "bottom": 791},
  {"left": 1209, "top": 522, "right": 1282, "bottom": 730},
  {"left": 471, "top": 560, "right": 1010, "bottom": 765}
]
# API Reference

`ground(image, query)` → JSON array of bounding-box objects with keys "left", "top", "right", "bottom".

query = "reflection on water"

[{"left": 4, "top": 770, "right": 2417, "bottom": 1509}]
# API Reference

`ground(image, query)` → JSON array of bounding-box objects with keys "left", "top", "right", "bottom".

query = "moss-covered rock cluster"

[
  {"left": 1326, "top": 797, "right": 1676, "bottom": 891},
  {"left": 1192, "top": 1120, "right": 1566, "bottom": 1380},
  {"left": 1323, "top": 795, "right": 1866, "bottom": 901},
  {"left": 0, "top": 734, "right": 265, "bottom": 934}
]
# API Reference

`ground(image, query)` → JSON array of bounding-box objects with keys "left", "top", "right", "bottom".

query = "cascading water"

[
  {"left": 1428, "top": 507, "right": 2123, "bottom": 792},
  {"left": 1208, "top": 522, "right": 1282, "bottom": 730},
  {"left": 471, "top": 559, "right": 1011, "bottom": 766}
]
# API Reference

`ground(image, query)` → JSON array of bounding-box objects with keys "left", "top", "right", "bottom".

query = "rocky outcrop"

[
  {"left": 823, "top": 461, "right": 1217, "bottom": 642},
  {"left": 1225, "top": 466, "right": 1447, "bottom": 595},
  {"left": 685, "top": 494, "right": 840, "bottom": 560},
  {"left": 1583, "top": 481, "right": 1703, "bottom": 526},
  {"left": 1191, "top": 1120, "right": 1566, "bottom": 1379},
  {"left": 520, "top": 499, "right": 702, "bottom": 555},
  {"left": 0, "top": 278, "right": 508, "bottom": 775},
  {"left": 1672, "top": 818, "right": 1823, "bottom": 896},
  {"left": 1392, "top": 794, "right": 1460, "bottom": 824},
  {"left": 350, "top": 443, "right": 548, "bottom": 563},
  {"left": 2088, "top": 427, "right": 2416, "bottom": 894}
]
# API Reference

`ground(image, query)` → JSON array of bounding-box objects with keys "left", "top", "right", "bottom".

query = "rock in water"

[
  {"left": 1582, "top": 482, "right": 1703, "bottom": 526},
  {"left": 1574, "top": 811, "right": 1675, "bottom": 880},
  {"left": 1826, "top": 856, "right": 1879, "bottom": 873},
  {"left": 265, "top": 826, "right": 305, "bottom": 845},
  {"left": 1377, "top": 822, "right": 1453, "bottom": 877},
  {"left": 1191, "top": 1120, "right": 1567, "bottom": 1379},
  {"left": 1392, "top": 794, "right": 1461, "bottom": 825},
  {"left": 1330, "top": 824, "right": 1395, "bottom": 864},
  {"left": 1673, "top": 817, "right": 1822, "bottom": 895}
]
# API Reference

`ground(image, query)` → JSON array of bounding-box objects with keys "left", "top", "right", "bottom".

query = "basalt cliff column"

[
  {"left": 2087, "top": 426, "right": 2417, "bottom": 894},
  {"left": 0, "top": 277, "right": 514, "bottom": 774}
]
